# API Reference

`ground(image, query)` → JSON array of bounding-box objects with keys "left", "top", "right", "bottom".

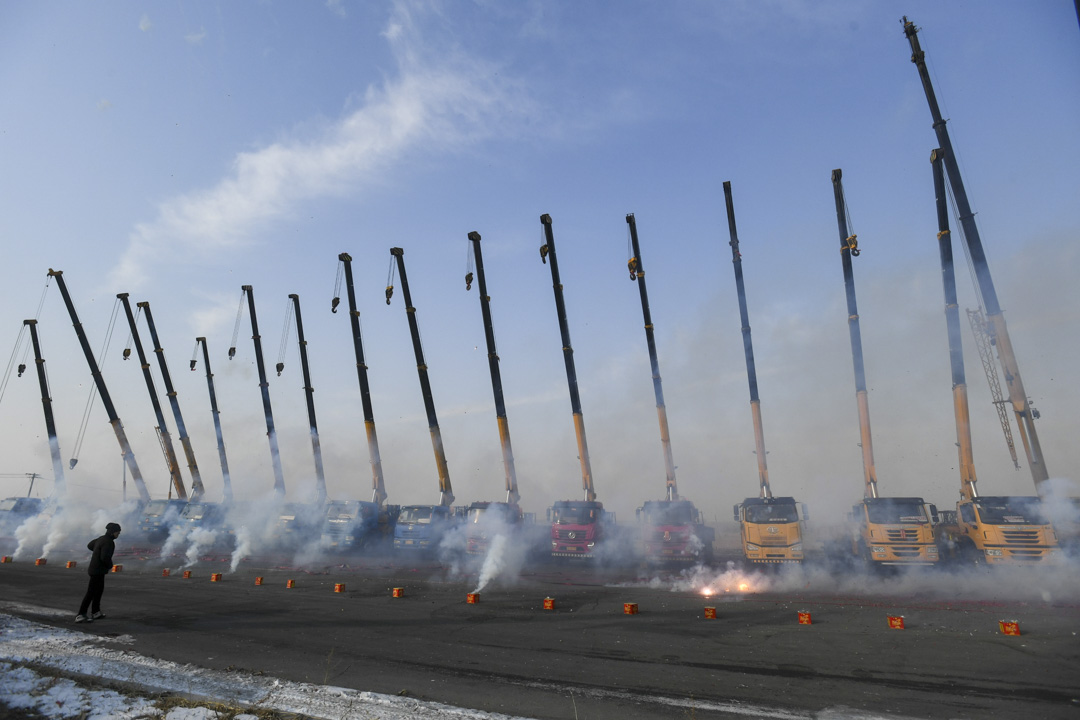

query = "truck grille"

[
  {"left": 1002, "top": 530, "right": 1040, "bottom": 545},
  {"left": 556, "top": 529, "right": 586, "bottom": 541},
  {"left": 885, "top": 529, "right": 921, "bottom": 542}
]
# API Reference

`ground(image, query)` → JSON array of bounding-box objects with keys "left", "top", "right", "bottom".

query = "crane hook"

[
  {"left": 627, "top": 257, "right": 638, "bottom": 281},
  {"left": 385, "top": 286, "right": 394, "bottom": 305},
  {"left": 845, "top": 234, "right": 860, "bottom": 257},
  {"left": 17, "top": 363, "right": 26, "bottom": 377},
  {"left": 190, "top": 359, "right": 197, "bottom": 371},
  {"left": 331, "top": 297, "right": 340, "bottom": 314},
  {"left": 275, "top": 362, "right": 284, "bottom": 376},
  {"left": 228, "top": 346, "right": 236, "bottom": 360},
  {"left": 539, "top": 244, "right": 549, "bottom": 264},
  {"left": 465, "top": 272, "right": 473, "bottom": 291},
  {"left": 123, "top": 348, "right": 131, "bottom": 360}
]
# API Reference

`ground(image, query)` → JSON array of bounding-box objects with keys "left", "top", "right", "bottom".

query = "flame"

[
  {"left": 701, "top": 587, "right": 714, "bottom": 597},
  {"left": 738, "top": 582, "right": 750, "bottom": 592}
]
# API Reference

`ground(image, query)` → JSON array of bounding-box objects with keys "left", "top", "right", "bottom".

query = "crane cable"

[
  {"left": 626, "top": 224, "right": 638, "bottom": 280},
  {"left": 331, "top": 260, "right": 344, "bottom": 313},
  {"left": 464, "top": 239, "right": 474, "bottom": 291},
  {"left": 385, "top": 256, "right": 397, "bottom": 305},
  {"left": 0, "top": 277, "right": 52, "bottom": 406},
  {"left": 121, "top": 305, "right": 142, "bottom": 361},
  {"left": 276, "top": 298, "right": 294, "bottom": 376},
  {"left": 70, "top": 297, "right": 123, "bottom": 469},
  {"left": 228, "top": 289, "right": 246, "bottom": 360}
]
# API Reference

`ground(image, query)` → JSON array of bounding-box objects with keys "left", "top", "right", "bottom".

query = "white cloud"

[
  {"left": 326, "top": 0, "right": 346, "bottom": 19},
  {"left": 185, "top": 27, "right": 207, "bottom": 44},
  {"left": 139, "top": 14, "right": 152, "bottom": 32},
  {"left": 96, "top": 99, "right": 111, "bottom": 112},
  {"left": 110, "top": 1, "right": 527, "bottom": 292}
]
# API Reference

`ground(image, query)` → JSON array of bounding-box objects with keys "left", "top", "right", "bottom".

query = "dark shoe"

[
  {"left": 91, "top": 611, "right": 106, "bottom": 620},
  {"left": 75, "top": 615, "right": 92, "bottom": 623}
]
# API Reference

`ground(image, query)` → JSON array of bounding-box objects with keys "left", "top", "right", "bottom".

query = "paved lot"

[{"left": 1, "top": 546, "right": 1079, "bottom": 719}]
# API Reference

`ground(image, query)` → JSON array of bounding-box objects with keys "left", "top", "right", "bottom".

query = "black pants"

[{"left": 78, "top": 574, "right": 105, "bottom": 615}]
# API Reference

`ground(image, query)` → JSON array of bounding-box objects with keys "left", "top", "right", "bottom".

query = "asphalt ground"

[{"left": 1, "top": 546, "right": 1079, "bottom": 720}]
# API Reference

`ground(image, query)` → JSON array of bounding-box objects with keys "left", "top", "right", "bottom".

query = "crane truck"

[
  {"left": 460, "top": 231, "right": 533, "bottom": 556},
  {"left": 191, "top": 337, "right": 233, "bottom": 503},
  {"left": 48, "top": 270, "right": 152, "bottom": 504},
  {"left": 829, "top": 171, "right": 939, "bottom": 568},
  {"left": 539, "top": 214, "right": 610, "bottom": 560},
  {"left": 387, "top": 248, "right": 461, "bottom": 553},
  {"left": 905, "top": 19, "right": 1060, "bottom": 564},
  {"left": 329, "top": 253, "right": 399, "bottom": 552},
  {"left": 927, "top": 150, "right": 1058, "bottom": 564},
  {"left": 624, "top": 214, "right": 713, "bottom": 565},
  {"left": 721, "top": 185, "right": 807, "bottom": 564}
]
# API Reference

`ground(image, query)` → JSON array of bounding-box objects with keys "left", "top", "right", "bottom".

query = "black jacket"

[{"left": 86, "top": 534, "right": 116, "bottom": 576}]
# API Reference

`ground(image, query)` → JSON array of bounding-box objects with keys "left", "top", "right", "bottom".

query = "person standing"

[{"left": 75, "top": 522, "right": 121, "bottom": 623}]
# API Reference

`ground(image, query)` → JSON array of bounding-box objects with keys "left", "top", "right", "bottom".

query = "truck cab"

[
  {"left": 637, "top": 499, "right": 714, "bottom": 564},
  {"left": 393, "top": 504, "right": 455, "bottom": 553},
  {"left": 136, "top": 498, "right": 188, "bottom": 542},
  {"left": 464, "top": 501, "right": 522, "bottom": 555},
  {"left": 548, "top": 499, "right": 606, "bottom": 559},
  {"left": 0, "top": 497, "right": 45, "bottom": 537},
  {"left": 734, "top": 496, "right": 805, "bottom": 564},
  {"left": 940, "top": 495, "right": 1058, "bottom": 564},
  {"left": 321, "top": 500, "right": 398, "bottom": 552},
  {"left": 850, "top": 496, "right": 938, "bottom": 566}
]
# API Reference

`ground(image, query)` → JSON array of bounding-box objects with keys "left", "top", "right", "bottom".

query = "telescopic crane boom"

[
  {"left": 467, "top": 231, "right": 520, "bottom": 505},
  {"left": 722, "top": 185, "right": 771, "bottom": 499},
  {"left": 283, "top": 294, "right": 327, "bottom": 504},
  {"left": 334, "top": 253, "right": 387, "bottom": 506},
  {"left": 139, "top": 302, "right": 204, "bottom": 500},
  {"left": 626, "top": 214, "right": 677, "bottom": 501},
  {"left": 230, "top": 285, "right": 286, "bottom": 496},
  {"left": 48, "top": 270, "right": 151, "bottom": 503},
  {"left": 118, "top": 294, "right": 187, "bottom": 499},
  {"left": 903, "top": 17, "right": 1049, "bottom": 495},
  {"left": 931, "top": 150, "right": 978, "bottom": 501},
  {"left": 539, "top": 214, "right": 596, "bottom": 502},
  {"left": 388, "top": 248, "right": 454, "bottom": 507},
  {"left": 23, "top": 319, "right": 67, "bottom": 498},
  {"left": 831, "top": 170, "right": 878, "bottom": 500},
  {"left": 192, "top": 337, "right": 233, "bottom": 502}
]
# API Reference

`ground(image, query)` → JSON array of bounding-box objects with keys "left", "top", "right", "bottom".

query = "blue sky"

[{"left": 1, "top": 1, "right": 1077, "bottom": 525}]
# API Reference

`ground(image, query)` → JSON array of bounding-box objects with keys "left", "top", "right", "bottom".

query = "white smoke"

[
  {"left": 229, "top": 525, "right": 253, "bottom": 573},
  {"left": 159, "top": 522, "right": 189, "bottom": 560},
  {"left": 12, "top": 513, "right": 51, "bottom": 561},
  {"left": 183, "top": 528, "right": 219, "bottom": 568}
]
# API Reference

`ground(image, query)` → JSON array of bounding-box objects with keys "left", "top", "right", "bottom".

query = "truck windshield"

[
  {"left": 399, "top": 507, "right": 433, "bottom": 524},
  {"left": 553, "top": 506, "right": 598, "bottom": 524},
  {"left": 643, "top": 502, "right": 695, "bottom": 525},
  {"left": 745, "top": 504, "right": 798, "bottom": 523},
  {"left": 866, "top": 500, "right": 927, "bottom": 524},
  {"left": 976, "top": 499, "right": 1047, "bottom": 525}
]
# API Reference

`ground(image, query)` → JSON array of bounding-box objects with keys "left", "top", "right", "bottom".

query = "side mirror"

[
  {"left": 801, "top": 503, "right": 810, "bottom": 522},
  {"left": 929, "top": 504, "right": 939, "bottom": 524},
  {"left": 732, "top": 504, "right": 741, "bottom": 522},
  {"left": 545, "top": 507, "right": 552, "bottom": 523}
]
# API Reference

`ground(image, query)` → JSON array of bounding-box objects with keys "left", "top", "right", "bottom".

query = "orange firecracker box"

[
  {"left": 182, "top": 570, "right": 192, "bottom": 579},
  {"left": 704, "top": 607, "right": 717, "bottom": 619},
  {"left": 999, "top": 620, "right": 1021, "bottom": 636},
  {"left": 254, "top": 576, "right": 263, "bottom": 586},
  {"left": 624, "top": 602, "right": 639, "bottom": 615},
  {"left": 35, "top": 558, "right": 47, "bottom": 566},
  {"left": 798, "top": 611, "right": 812, "bottom": 625},
  {"left": 543, "top": 597, "right": 555, "bottom": 610},
  {"left": 333, "top": 583, "right": 345, "bottom": 593},
  {"left": 286, "top": 579, "right": 295, "bottom": 588},
  {"left": 466, "top": 593, "right": 480, "bottom": 604},
  {"left": 66, "top": 561, "right": 77, "bottom": 569},
  {"left": 888, "top": 616, "right": 905, "bottom": 630},
  {"left": 111, "top": 564, "right": 122, "bottom": 573},
  {"left": 392, "top": 587, "right": 404, "bottom": 597},
  {"left": 162, "top": 568, "right": 170, "bottom": 577},
  {"left": 1, "top": 556, "right": 12, "bottom": 563},
  {"left": 210, "top": 573, "right": 222, "bottom": 582}
]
